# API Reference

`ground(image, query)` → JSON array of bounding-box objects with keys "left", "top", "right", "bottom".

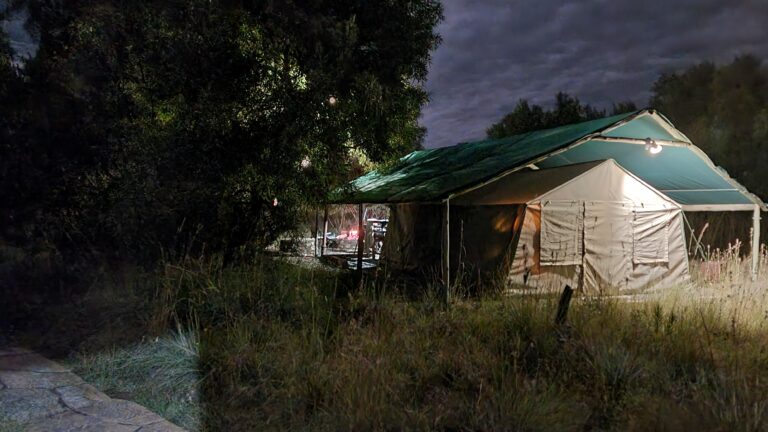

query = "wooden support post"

[
  {"left": 443, "top": 198, "right": 450, "bottom": 305},
  {"left": 357, "top": 203, "right": 364, "bottom": 285},
  {"left": 314, "top": 209, "right": 320, "bottom": 257},
  {"left": 555, "top": 285, "right": 574, "bottom": 326},
  {"left": 321, "top": 206, "right": 329, "bottom": 257},
  {"left": 752, "top": 205, "right": 761, "bottom": 281}
]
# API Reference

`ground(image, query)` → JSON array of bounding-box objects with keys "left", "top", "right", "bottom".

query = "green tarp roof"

[{"left": 329, "top": 109, "right": 765, "bottom": 210}]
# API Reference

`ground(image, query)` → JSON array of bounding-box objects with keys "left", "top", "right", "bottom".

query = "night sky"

[
  {"left": 421, "top": 0, "right": 768, "bottom": 148},
  {"left": 4, "top": 1, "right": 768, "bottom": 149}
]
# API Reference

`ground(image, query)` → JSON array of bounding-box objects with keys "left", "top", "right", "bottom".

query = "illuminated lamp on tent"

[{"left": 644, "top": 137, "right": 662, "bottom": 154}]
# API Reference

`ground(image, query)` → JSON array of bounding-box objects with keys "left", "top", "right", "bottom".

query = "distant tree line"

[
  {"left": 486, "top": 92, "right": 637, "bottom": 139},
  {"left": 651, "top": 56, "right": 768, "bottom": 200},
  {"left": 0, "top": 1, "right": 443, "bottom": 262},
  {"left": 486, "top": 55, "right": 768, "bottom": 201}
]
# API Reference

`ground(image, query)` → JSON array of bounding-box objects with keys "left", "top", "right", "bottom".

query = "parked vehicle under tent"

[{"left": 326, "top": 109, "right": 766, "bottom": 299}]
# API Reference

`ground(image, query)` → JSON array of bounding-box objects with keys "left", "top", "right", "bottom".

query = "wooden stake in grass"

[{"left": 555, "top": 285, "right": 574, "bottom": 326}]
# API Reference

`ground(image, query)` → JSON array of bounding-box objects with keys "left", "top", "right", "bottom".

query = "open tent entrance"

[{"left": 315, "top": 204, "right": 390, "bottom": 271}]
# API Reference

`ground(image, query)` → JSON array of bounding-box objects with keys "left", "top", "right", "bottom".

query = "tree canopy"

[
  {"left": 651, "top": 55, "right": 768, "bottom": 200},
  {"left": 485, "top": 56, "right": 767, "bottom": 204},
  {"left": 0, "top": 0, "right": 443, "bottom": 260},
  {"left": 486, "top": 92, "right": 636, "bottom": 139}
]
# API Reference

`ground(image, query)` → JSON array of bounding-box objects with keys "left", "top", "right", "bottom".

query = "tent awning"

[{"left": 328, "top": 109, "right": 765, "bottom": 211}]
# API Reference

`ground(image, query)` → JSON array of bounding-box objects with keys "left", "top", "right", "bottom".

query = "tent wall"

[
  {"left": 381, "top": 203, "right": 523, "bottom": 281},
  {"left": 507, "top": 203, "right": 689, "bottom": 293},
  {"left": 507, "top": 205, "right": 582, "bottom": 291},
  {"left": 630, "top": 210, "right": 689, "bottom": 290},
  {"left": 380, "top": 203, "right": 442, "bottom": 274},
  {"left": 448, "top": 204, "right": 524, "bottom": 279}
]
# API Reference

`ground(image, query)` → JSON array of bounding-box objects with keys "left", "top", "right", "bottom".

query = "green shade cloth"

[
  {"left": 536, "top": 141, "right": 754, "bottom": 206},
  {"left": 329, "top": 109, "right": 764, "bottom": 209}
]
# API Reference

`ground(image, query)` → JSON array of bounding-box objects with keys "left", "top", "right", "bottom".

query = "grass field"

[{"left": 63, "top": 247, "right": 768, "bottom": 431}]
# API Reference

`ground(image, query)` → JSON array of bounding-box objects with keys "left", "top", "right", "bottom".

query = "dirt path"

[{"left": 0, "top": 347, "right": 185, "bottom": 432}]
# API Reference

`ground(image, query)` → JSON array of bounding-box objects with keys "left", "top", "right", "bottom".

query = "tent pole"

[
  {"left": 321, "top": 206, "right": 328, "bottom": 257},
  {"left": 443, "top": 198, "right": 451, "bottom": 305},
  {"left": 357, "top": 203, "right": 364, "bottom": 286},
  {"left": 752, "top": 205, "right": 761, "bottom": 281},
  {"left": 314, "top": 208, "right": 320, "bottom": 257}
]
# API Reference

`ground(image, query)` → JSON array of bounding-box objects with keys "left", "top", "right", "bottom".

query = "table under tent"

[{"left": 327, "top": 109, "right": 766, "bottom": 298}]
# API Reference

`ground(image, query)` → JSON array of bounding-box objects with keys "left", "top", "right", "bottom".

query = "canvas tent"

[
  {"left": 381, "top": 160, "right": 688, "bottom": 293},
  {"left": 328, "top": 109, "right": 766, "bottom": 295}
]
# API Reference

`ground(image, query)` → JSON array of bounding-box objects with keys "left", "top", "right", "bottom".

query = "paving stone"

[
  {"left": 55, "top": 383, "right": 109, "bottom": 410},
  {"left": 0, "top": 388, "right": 68, "bottom": 423},
  {"left": 0, "top": 353, "right": 69, "bottom": 373},
  {"left": 0, "top": 371, "right": 83, "bottom": 390},
  {"left": 0, "top": 349, "right": 186, "bottom": 431},
  {"left": 25, "top": 410, "right": 138, "bottom": 432}
]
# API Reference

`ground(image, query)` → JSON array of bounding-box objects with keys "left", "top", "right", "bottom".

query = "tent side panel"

[
  {"left": 583, "top": 202, "right": 634, "bottom": 293},
  {"left": 542, "top": 159, "right": 670, "bottom": 205},
  {"left": 381, "top": 203, "right": 442, "bottom": 275},
  {"left": 449, "top": 205, "right": 522, "bottom": 279},
  {"left": 507, "top": 205, "right": 581, "bottom": 291},
  {"left": 382, "top": 203, "right": 523, "bottom": 281},
  {"left": 626, "top": 210, "right": 690, "bottom": 290},
  {"left": 507, "top": 204, "right": 689, "bottom": 293}
]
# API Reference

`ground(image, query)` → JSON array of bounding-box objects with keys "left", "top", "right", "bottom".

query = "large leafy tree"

[{"left": 1, "top": 0, "right": 442, "bottom": 260}]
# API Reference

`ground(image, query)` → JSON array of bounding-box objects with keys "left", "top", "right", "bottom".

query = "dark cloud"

[
  {"left": 421, "top": 0, "right": 768, "bottom": 147},
  {"left": 1, "top": 3, "right": 37, "bottom": 60}
]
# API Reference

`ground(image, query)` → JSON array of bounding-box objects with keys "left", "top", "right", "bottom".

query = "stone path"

[{"left": 0, "top": 347, "right": 185, "bottom": 432}]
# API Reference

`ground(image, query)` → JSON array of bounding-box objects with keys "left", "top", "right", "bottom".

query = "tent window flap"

[
  {"left": 633, "top": 208, "right": 672, "bottom": 264},
  {"left": 541, "top": 201, "right": 583, "bottom": 266}
]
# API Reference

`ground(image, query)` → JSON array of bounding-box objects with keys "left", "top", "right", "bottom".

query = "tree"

[
  {"left": 1, "top": 1, "right": 443, "bottom": 260},
  {"left": 486, "top": 100, "right": 546, "bottom": 139},
  {"left": 651, "top": 55, "right": 768, "bottom": 199},
  {"left": 486, "top": 92, "right": 636, "bottom": 139}
]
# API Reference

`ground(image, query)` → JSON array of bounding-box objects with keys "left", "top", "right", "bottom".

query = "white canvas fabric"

[
  {"left": 452, "top": 161, "right": 603, "bottom": 205},
  {"left": 633, "top": 207, "right": 673, "bottom": 264},
  {"left": 504, "top": 160, "right": 689, "bottom": 293},
  {"left": 627, "top": 211, "right": 689, "bottom": 290},
  {"left": 540, "top": 201, "right": 583, "bottom": 266},
  {"left": 452, "top": 159, "right": 678, "bottom": 207},
  {"left": 507, "top": 205, "right": 582, "bottom": 291},
  {"left": 583, "top": 201, "right": 634, "bottom": 291}
]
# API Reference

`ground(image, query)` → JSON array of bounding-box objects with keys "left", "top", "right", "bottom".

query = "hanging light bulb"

[
  {"left": 644, "top": 138, "right": 662, "bottom": 154},
  {"left": 328, "top": 96, "right": 337, "bottom": 106}
]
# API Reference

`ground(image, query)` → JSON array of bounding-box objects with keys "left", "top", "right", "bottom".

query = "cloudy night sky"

[{"left": 421, "top": 0, "right": 768, "bottom": 148}]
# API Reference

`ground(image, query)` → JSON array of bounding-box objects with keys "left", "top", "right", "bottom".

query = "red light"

[{"left": 349, "top": 229, "right": 359, "bottom": 239}]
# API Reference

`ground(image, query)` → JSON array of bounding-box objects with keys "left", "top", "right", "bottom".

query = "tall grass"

[
  {"left": 56, "top": 239, "right": 768, "bottom": 431},
  {"left": 68, "top": 328, "right": 201, "bottom": 430},
  {"left": 105, "top": 245, "right": 761, "bottom": 431}
]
